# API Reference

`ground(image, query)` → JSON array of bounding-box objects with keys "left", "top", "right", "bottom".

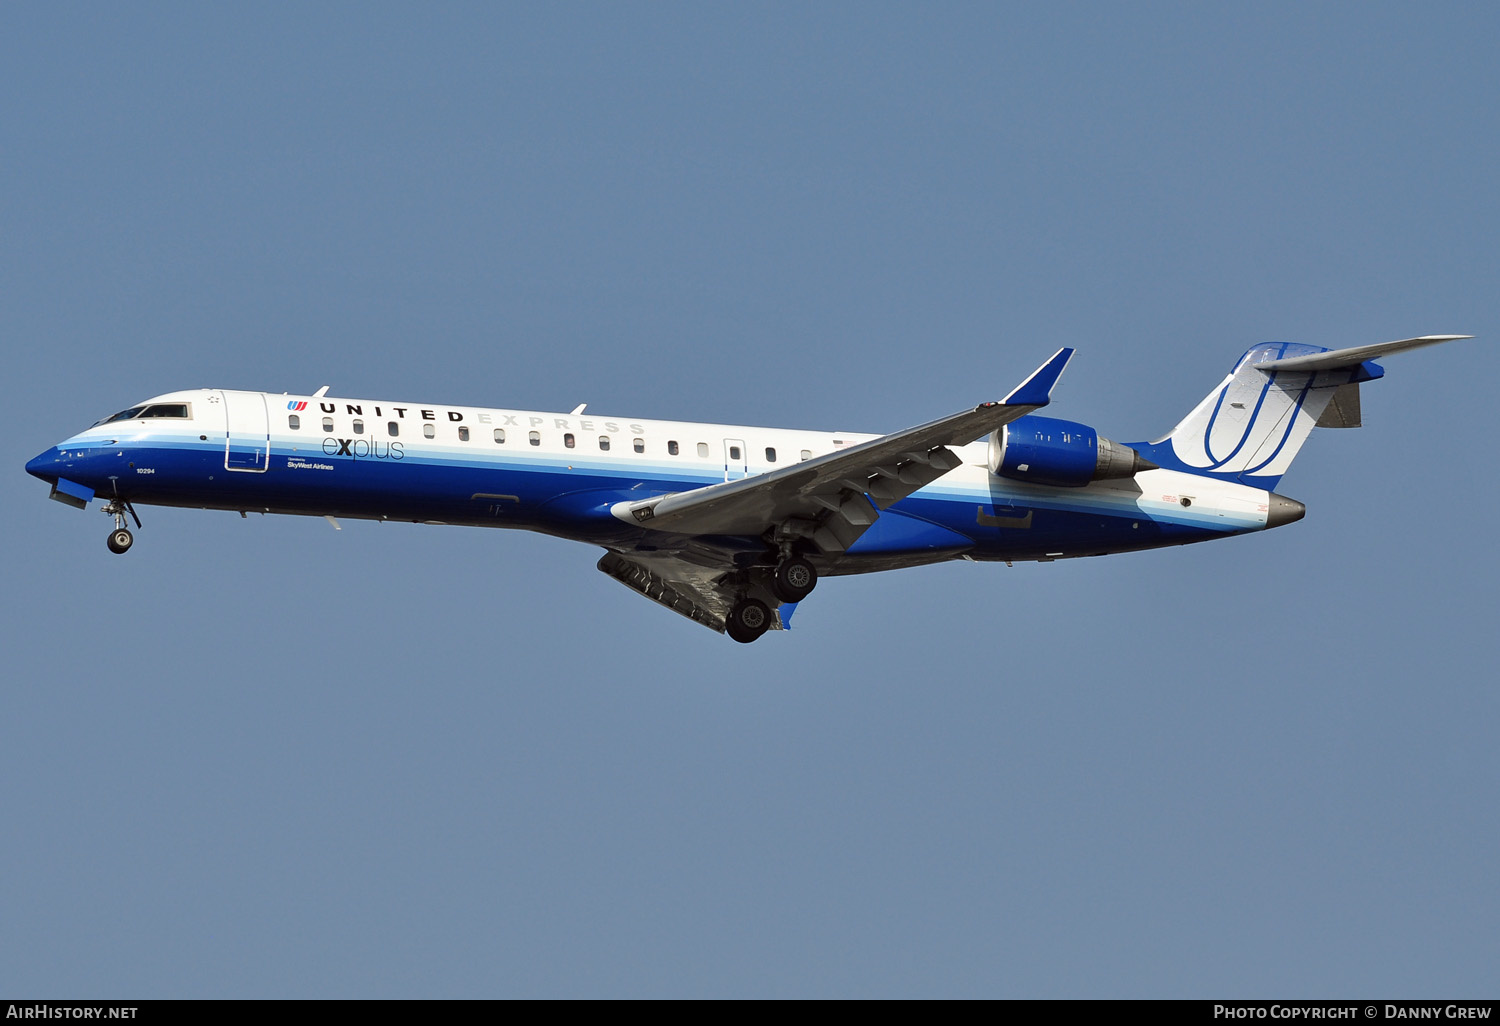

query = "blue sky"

[{"left": 3, "top": 2, "right": 1497, "bottom": 997}]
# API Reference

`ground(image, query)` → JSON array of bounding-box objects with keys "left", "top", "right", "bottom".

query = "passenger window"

[
  {"left": 598, "top": 436, "right": 610, "bottom": 451},
  {"left": 668, "top": 440, "right": 679, "bottom": 456},
  {"left": 423, "top": 423, "right": 435, "bottom": 439},
  {"left": 765, "top": 447, "right": 776, "bottom": 463},
  {"left": 458, "top": 426, "right": 470, "bottom": 441},
  {"left": 388, "top": 422, "right": 399, "bottom": 437},
  {"left": 323, "top": 417, "right": 335, "bottom": 433},
  {"left": 697, "top": 442, "right": 709, "bottom": 458},
  {"left": 352, "top": 419, "right": 364, "bottom": 435},
  {"left": 288, "top": 415, "right": 300, "bottom": 430},
  {"left": 564, "top": 433, "right": 575, "bottom": 449},
  {"left": 494, "top": 428, "right": 506, "bottom": 444},
  {"left": 633, "top": 438, "right": 644, "bottom": 453},
  {"left": 529, "top": 431, "right": 540, "bottom": 446},
  {"left": 729, "top": 446, "right": 741, "bottom": 460},
  {"left": 800, "top": 450, "right": 812, "bottom": 461}
]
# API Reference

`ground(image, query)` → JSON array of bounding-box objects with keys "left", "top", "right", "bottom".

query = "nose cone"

[
  {"left": 1266, "top": 492, "right": 1306, "bottom": 529},
  {"left": 25, "top": 447, "right": 61, "bottom": 482}
]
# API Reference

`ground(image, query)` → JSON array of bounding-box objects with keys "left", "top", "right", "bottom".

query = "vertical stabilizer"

[
  {"left": 1135, "top": 343, "right": 1373, "bottom": 489},
  {"left": 1134, "top": 335, "right": 1473, "bottom": 489}
]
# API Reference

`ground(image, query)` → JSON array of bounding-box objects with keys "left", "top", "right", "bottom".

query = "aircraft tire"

[
  {"left": 107, "top": 528, "right": 134, "bottom": 554},
  {"left": 772, "top": 557, "right": 817, "bottom": 603},
  {"left": 726, "top": 598, "right": 771, "bottom": 644}
]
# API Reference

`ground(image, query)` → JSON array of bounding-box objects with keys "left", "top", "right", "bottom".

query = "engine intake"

[{"left": 989, "top": 416, "right": 1156, "bottom": 488}]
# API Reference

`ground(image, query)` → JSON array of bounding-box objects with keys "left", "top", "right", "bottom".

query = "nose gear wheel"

[{"left": 101, "top": 499, "right": 141, "bottom": 555}]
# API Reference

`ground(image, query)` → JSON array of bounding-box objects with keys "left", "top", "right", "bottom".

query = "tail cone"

[{"left": 1266, "top": 493, "right": 1306, "bottom": 529}]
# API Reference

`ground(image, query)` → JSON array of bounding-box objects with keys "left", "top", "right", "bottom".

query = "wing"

[
  {"left": 608, "top": 347, "right": 1074, "bottom": 554},
  {"left": 597, "top": 549, "right": 786, "bottom": 635},
  {"left": 594, "top": 348, "right": 1073, "bottom": 634}
]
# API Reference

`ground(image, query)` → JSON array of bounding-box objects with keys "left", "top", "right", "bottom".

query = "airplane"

[{"left": 24, "top": 334, "right": 1474, "bottom": 642}]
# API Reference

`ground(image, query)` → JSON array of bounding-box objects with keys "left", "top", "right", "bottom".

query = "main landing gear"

[
  {"left": 725, "top": 556, "right": 820, "bottom": 644},
  {"left": 726, "top": 598, "right": 772, "bottom": 645},
  {"left": 102, "top": 499, "right": 141, "bottom": 555},
  {"left": 772, "top": 555, "right": 817, "bottom": 603}
]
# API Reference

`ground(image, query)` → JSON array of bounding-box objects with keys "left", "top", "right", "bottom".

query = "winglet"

[{"left": 1001, "top": 347, "right": 1075, "bottom": 406}]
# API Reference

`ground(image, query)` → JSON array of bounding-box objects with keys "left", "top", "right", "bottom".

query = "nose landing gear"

[{"left": 101, "top": 499, "right": 141, "bottom": 555}]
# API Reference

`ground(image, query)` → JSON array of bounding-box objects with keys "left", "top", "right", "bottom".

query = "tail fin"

[{"left": 1134, "top": 335, "right": 1473, "bottom": 490}]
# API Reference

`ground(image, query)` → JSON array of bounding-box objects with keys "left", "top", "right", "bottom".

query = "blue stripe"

[{"left": 47, "top": 437, "right": 1243, "bottom": 563}]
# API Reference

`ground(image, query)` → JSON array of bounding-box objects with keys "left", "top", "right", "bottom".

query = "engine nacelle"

[{"left": 989, "top": 416, "right": 1155, "bottom": 488}]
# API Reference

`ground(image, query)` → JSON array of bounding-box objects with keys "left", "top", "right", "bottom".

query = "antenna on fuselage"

[
  {"left": 570, "top": 403, "right": 587, "bottom": 415},
  {"left": 313, "top": 385, "right": 330, "bottom": 398}
]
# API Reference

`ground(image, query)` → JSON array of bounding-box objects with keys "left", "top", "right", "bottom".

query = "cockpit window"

[
  {"left": 99, "top": 406, "right": 146, "bottom": 425},
  {"left": 97, "top": 403, "right": 191, "bottom": 426},
  {"left": 138, "top": 403, "right": 191, "bottom": 419}
]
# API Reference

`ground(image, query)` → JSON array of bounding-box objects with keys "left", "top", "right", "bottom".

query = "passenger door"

[
  {"left": 723, "top": 438, "right": 749, "bottom": 482},
  {"left": 221, "top": 390, "right": 270, "bottom": 472}
]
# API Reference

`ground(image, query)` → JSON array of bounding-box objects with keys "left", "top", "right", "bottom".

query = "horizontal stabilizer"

[{"left": 1255, "top": 335, "right": 1473, "bottom": 372}]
